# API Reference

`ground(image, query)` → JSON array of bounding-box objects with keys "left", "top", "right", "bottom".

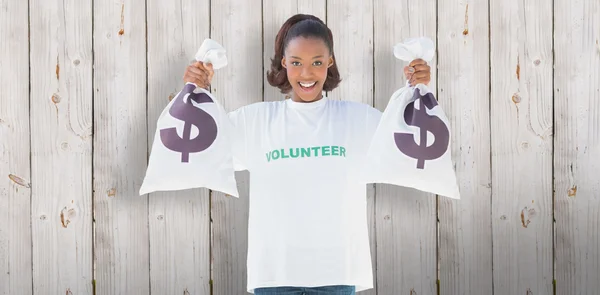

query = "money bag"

[
  {"left": 363, "top": 37, "right": 460, "bottom": 199},
  {"left": 139, "top": 39, "right": 239, "bottom": 197}
]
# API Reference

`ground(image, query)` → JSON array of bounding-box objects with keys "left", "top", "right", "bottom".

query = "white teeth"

[{"left": 299, "top": 82, "right": 316, "bottom": 88}]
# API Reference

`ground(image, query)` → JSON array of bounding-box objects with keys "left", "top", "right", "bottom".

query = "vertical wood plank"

[
  {"left": 490, "top": 0, "right": 554, "bottom": 293},
  {"left": 327, "top": 1, "right": 377, "bottom": 294},
  {"left": 146, "top": 0, "right": 211, "bottom": 293},
  {"left": 0, "top": 0, "right": 32, "bottom": 293},
  {"left": 30, "top": 0, "right": 94, "bottom": 293},
  {"left": 93, "top": 0, "right": 149, "bottom": 293},
  {"left": 373, "top": 1, "right": 437, "bottom": 293},
  {"left": 437, "top": 0, "right": 493, "bottom": 294},
  {"left": 29, "top": 0, "right": 93, "bottom": 293},
  {"left": 327, "top": 0, "right": 372, "bottom": 104},
  {"left": 263, "top": 0, "right": 326, "bottom": 102},
  {"left": 211, "top": 0, "right": 262, "bottom": 294},
  {"left": 554, "top": 0, "right": 600, "bottom": 293}
]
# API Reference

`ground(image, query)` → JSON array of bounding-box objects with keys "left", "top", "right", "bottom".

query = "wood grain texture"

[
  {"left": 29, "top": 0, "right": 93, "bottom": 293},
  {"left": 554, "top": 0, "right": 600, "bottom": 293},
  {"left": 373, "top": 0, "right": 437, "bottom": 294},
  {"left": 146, "top": 0, "right": 211, "bottom": 293},
  {"left": 210, "top": 0, "right": 262, "bottom": 294},
  {"left": 490, "top": 0, "right": 554, "bottom": 293},
  {"left": 437, "top": 0, "right": 493, "bottom": 294},
  {"left": 263, "top": 0, "right": 325, "bottom": 102},
  {"left": 326, "top": 0, "right": 372, "bottom": 104},
  {"left": 93, "top": 0, "right": 149, "bottom": 293},
  {"left": 327, "top": 2, "right": 376, "bottom": 293},
  {"left": 0, "top": 0, "right": 32, "bottom": 294}
]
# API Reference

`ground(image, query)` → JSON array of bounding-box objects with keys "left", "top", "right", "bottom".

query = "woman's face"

[{"left": 282, "top": 37, "right": 333, "bottom": 103}]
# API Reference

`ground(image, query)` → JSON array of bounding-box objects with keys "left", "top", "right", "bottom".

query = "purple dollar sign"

[
  {"left": 160, "top": 83, "right": 218, "bottom": 162},
  {"left": 395, "top": 88, "right": 449, "bottom": 169}
]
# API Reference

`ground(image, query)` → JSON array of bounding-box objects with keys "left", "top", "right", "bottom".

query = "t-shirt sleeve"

[
  {"left": 364, "top": 105, "right": 383, "bottom": 142},
  {"left": 227, "top": 107, "right": 249, "bottom": 171}
]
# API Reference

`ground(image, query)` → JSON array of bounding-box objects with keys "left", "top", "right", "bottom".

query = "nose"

[{"left": 300, "top": 65, "right": 313, "bottom": 77}]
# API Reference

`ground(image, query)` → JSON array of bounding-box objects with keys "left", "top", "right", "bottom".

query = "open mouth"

[{"left": 298, "top": 81, "right": 317, "bottom": 91}]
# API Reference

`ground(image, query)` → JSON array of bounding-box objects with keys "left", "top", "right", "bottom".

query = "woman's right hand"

[{"left": 183, "top": 61, "right": 214, "bottom": 90}]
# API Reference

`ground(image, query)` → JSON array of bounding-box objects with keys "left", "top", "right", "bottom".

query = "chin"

[
  {"left": 292, "top": 86, "right": 324, "bottom": 102},
  {"left": 298, "top": 95, "right": 320, "bottom": 102}
]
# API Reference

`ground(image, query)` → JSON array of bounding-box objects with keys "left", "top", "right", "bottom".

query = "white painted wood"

[
  {"left": 372, "top": 1, "right": 437, "bottom": 294},
  {"left": 210, "top": 0, "right": 262, "bottom": 294},
  {"left": 326, "top": 3, "right": 376, "bottom": 294},
  {"left": 263, "top": 0, "right": 326, "bottom": 102},
  {"left": 12, "top": 2, "right": 600, "bottom": 293},
  {"left": 0, "top": 0, "right": 32, "bottom": 294},
  {"left": 490, "top": 0, "right": 554, "bottom": 294},
  {"left": 554, "top": 0, "right": 600, "bottom": 293},
  {"left": 437, "top": 0, "right": 493, "bottom": 294},
  {"left": 146, "top": 0, "right": 211, "bottom": 294},
  {"left": 29, "top": 0, "right": 93, "bottom": 293},
  {"left": 296, "top": 1, "right": 326, "bottom": 20},
  {"left": 326, "top": 0, "right": 372, "bottom": 104},
  {"left": 92, "top": 0, "right": 149, "bottom": 293}
]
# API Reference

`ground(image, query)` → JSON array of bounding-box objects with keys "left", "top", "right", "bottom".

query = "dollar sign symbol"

[
  {"left": 395, "top": 88, "right": 449, "bottom": 169},
  {"left": 160, "top": 83, "right": 218, "bottom": 163}
]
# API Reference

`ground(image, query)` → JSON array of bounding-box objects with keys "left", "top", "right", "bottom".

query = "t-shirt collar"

[{"left": 286, "top": 91, "right": 328, "bottom": 110}]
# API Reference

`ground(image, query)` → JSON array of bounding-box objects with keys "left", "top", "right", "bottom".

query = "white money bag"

[
  {"left": 364, "top": 37, "right": 460, "bottom": 199},
  {"left": 139, "top": 39, "right": 239, "bottom": 197}
]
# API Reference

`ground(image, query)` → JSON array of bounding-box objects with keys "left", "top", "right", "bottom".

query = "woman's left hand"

[{"left": 404, "top": 59, "right": 431, "bottom": 86}]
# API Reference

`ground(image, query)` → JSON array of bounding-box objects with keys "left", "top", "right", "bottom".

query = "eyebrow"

[{"left": 289, "top": 55, "right": 324, "bottom": 60}]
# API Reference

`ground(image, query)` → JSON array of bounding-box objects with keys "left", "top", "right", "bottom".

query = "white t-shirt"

[{"left": 227, "top": 95, "right": 382, "bottom": 294}]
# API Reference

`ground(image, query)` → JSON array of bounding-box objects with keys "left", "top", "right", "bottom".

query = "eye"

[
  {"left": 313, "top": 61, "right": 323, "bottom": 66},
  {"left": 291, "top": 61, "right": 301, "bottom": 66}
]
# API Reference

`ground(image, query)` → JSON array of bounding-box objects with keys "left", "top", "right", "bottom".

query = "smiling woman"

[
  {"left": 178, "top": 12, "right": 433, "bottom": 295},
  {"left": 266, "top": 14, "right": 341, "bottom": 103}
]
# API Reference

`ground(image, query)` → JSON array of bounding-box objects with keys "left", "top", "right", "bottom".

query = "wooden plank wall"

[
  {"left": 93, "top": 0, "right": 149, "bottom": 293},
  {"left": 30, "top": 0, "right": 93, "bottom": 294},
  {"left": 0, "top": 0, "right": 598, "bottom": 294},
  {"left": 147, "top": 0, "right": 211, "bottom": 294},
  {"left": 490, "top": 0, "right": 553, "bottom": 294},
  {"left": 373, "top": 0, "right": 437, "bottom": 294},
  {"left": 0, "top": 0, "right": 32, "bottom": 294},
  {"left": 437, "top": 0, "right": 492, "bottom": 293},
  {"left": 554, "top": 0, "right": 600, "bottom": 294}
]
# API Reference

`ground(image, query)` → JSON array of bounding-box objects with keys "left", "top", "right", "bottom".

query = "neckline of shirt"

[{"left": 285, "top": 92, "right": 329, "bottom": 110}]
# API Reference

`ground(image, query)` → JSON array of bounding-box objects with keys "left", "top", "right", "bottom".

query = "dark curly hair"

[{"left": 266, "top": 14, "right": 341, "bottom": 94}]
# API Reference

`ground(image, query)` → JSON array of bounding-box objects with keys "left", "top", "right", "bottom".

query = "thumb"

[
  {"left": 404, "top": 66, "right": 414, "bottom": 79},
  {"left": 202, "top": 63, "right": 214, "bottom": 80},
  {"left": 203, "top": 63, "right": 214, "bottom": 75}
]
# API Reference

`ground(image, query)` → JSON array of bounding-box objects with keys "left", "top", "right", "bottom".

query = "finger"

[
  {"left": 203, "top": 62, "right": 214, "bottom": 72},
  {"left": 404, "top": 66, "right": 412, "bottom": 78},
  {"left": 413, "top": 76, "right": 430, "bottom": 83},
  {"left": 188, "top": 65, "right": 205, "bottom": 76},
  {"left": 208, "top": 64, "right": 215, "bottom": 80},
  {"left": 409, "top": 59, "right": 426, "bottom": 67},
  {"left": 202, "top": 63, "right": 214, "bottom": 80},
  {"left": 412, "top": 75, "right": 431, "bottom": 83},
  {"left": 413, "top": 64, "right": 430, "bottom": 72},
  {"left": 185, "top": 71, "right": 207, "bottom": 84},
  {"left": 197, "top": 62, "right": 212, "bottom": 77},
  {"left": 412, "top": 72, "right": 430, "bottom": 79}
]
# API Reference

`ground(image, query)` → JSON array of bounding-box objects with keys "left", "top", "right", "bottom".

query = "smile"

[{"left": 299, "top": 81, "right": 317, "bottom": 90}]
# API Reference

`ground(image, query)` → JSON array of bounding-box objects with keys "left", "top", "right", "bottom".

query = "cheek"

[
  {"left": 286, "top": 67, "right": 301, "bottom": 79},
  {"left": 317, "top": 67, "right": 329, "bottom": 79}
]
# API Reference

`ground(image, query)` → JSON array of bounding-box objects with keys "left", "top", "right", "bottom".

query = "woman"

[{"left": 184, "top": 14, "right": 431, "bottom": 295}]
